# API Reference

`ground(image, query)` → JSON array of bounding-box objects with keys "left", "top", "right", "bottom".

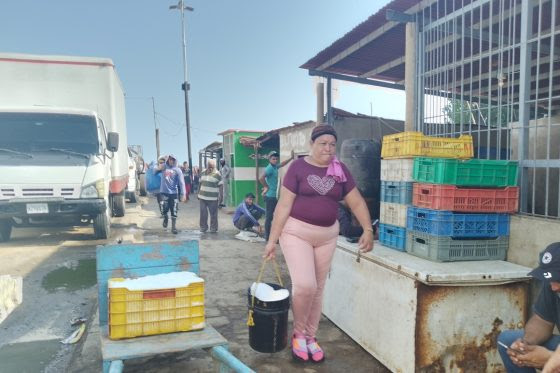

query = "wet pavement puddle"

[
  {"left": 0, "top": 339, "right": 60, "bottom": 373},
  {"left": 41, "top": 258, "right": 96, "bottom": 292}
]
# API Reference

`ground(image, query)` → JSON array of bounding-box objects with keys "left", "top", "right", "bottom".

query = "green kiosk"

[{"left": 219, "top": 129, "right": 274, "bottom": 208}]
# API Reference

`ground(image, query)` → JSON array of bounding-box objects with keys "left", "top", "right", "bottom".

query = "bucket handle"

[{"left": 247, "top": 258, "right": 284, "bottom": 327}]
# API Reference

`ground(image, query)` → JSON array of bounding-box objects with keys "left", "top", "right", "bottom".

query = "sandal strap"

[
  {"left": 292, "top": 337, "right": 307, "bottom": 353},
  {"left": 307, "top": 340, "right": 322, "bottom": 354}
]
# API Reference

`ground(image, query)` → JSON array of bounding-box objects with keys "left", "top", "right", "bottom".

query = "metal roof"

[
  {"left": 217, "top": 129, "right": 266, "bottom": 136},
  {"left": 301, "top": 0, "right": 421, "bottom": 83},
  {"left": 200, "top": 141, "right": 222, "bottom": 152}
]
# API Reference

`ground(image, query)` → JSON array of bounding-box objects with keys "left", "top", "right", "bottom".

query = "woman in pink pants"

[{"left": 263, "top": 125, "right": 374, "bottom": 363}]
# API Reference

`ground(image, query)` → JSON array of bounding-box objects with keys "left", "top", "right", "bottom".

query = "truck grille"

[
  {"left": 0, "top": 188, "right": 15, "bottom": 198},
  {"left": 22, "top": 188, "right": 54, "bottom": 197},
  {"left": 0, "top": 185, "right": 80, "bottom": 199}
]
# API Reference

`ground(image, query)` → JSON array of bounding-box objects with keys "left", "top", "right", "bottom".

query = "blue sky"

[{"left": 1, "top": 0, "right": 405, "bottom": 164}]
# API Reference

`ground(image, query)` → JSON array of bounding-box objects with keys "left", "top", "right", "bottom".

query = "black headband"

[{"left": 311, "top": 125, "right": 338, "bottom": 141}]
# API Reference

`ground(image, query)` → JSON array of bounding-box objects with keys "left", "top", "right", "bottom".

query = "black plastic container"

[
  {"left": 247, "top": 283, "right": 290, "bottom": 353},
  {"left": 340, "top": 139, "right": 382, "bottom": 221}
]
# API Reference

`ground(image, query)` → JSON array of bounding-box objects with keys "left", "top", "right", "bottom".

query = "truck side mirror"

[{"left": 107, "top": 132, "right": 119, "bottom": 152}]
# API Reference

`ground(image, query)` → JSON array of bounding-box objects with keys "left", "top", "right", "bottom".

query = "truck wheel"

[
  {"left": 93, "top": 212, "right": 110, "bottom": 239},
  {"left": 113, "top": 193, "right": 126, "bottom": 217},
  {"left": 128, "top": 189, "right": 137, "bottom": 203},
  {"left": 0, "top": 220, "right": 12, "bottom": 242},
  {"left": 139, "top": 173, "right": 147, "bottom": 196}
]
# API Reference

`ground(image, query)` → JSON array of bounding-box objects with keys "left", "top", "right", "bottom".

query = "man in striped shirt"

[{"left": 198, "top": 159, "right": 222, "bottom": 233}]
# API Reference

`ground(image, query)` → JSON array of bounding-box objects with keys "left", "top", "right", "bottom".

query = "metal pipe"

[
  {"left": 316, "top": 81, "right": 324, "bottom": 125},
  {"left": 309, "top": 69, "right": 405, "bottom": 90},
  {"left": 108, "top": 360, "right": 124, "bottom": 373},
  {"left": 326, "top": 77, "right": 333, "bottom": 125},
  {"left": 254, "top": 144, "right": 259, "bottom": 205},
  {"left": 210, "top": 345, "right": 255, "bottom": 373},
  {"left": 518, "top": 0, "right": 533, "bottom": 214},
  {"left": 155, "top": 128, "right": 161, "bottom": 160},
  {"left": 405, "top": 22, "right": 417, "bottom": 131},
  {"left": 170, "top": 1, "right": 194, "bottom": 178}
]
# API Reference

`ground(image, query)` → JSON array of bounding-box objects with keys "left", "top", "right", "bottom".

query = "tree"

[{"left": 443, "top": 98, "right": 518, "bottom": 127}]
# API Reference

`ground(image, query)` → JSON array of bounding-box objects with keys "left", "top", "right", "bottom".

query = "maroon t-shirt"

[{"left": 282, "top": 158, "right": 356, "bottom": 227}]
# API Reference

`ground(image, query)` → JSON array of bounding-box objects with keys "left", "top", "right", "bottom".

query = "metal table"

[{"left": 323, "top": 238, "right": 531, "bottom": 372}]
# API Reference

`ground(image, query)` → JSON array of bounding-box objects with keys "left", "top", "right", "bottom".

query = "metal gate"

[{"left": 415, "top": 0, "right": 560, "bottom": 218}]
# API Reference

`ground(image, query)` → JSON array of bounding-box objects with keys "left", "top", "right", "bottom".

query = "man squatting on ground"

[
  {"left": 499, "top": 242, "right": 560, "bottom": 372},
  {"left": 156, "top": 154, "right": 186, "bottom": 234},
  {"left": 198, "top": 159, "right": 222, "bottom": 233},
  {"left": 232, "top": 193, "right": 265, "bottom": 233},
  {"left": 258, "top": 150, "right": 294, "bottom": 240}
]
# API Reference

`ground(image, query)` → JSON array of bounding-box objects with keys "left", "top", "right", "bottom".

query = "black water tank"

[{"left": 340, "top": 139, "right": 381, "bottom": 220}]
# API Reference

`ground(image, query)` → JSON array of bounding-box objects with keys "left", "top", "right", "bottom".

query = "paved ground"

[{"left": 0, "top": 194, "right": 389, "bottom": 372}]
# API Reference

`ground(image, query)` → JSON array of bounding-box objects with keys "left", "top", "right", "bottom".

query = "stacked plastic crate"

[
  {"left": 379, "top": 156, "right": 414, "bottom": 251},
  {"left": 407, "top": 157, "right": 519, "bottom": 262},
  {"left": 380, "top": 132, "right": 474, "bottom": 252}
]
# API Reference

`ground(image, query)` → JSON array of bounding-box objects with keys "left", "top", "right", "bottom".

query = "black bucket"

[{"left": 247, "top": 283, "right": 290, "bottom": 353}]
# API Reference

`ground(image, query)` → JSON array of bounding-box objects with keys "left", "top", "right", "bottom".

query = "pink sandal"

[
  {"left": 292, "top": 334, "right": 309, "bottom": 362},
  {"left": 307, "top": 338, "right": 325, "bottom": 363}
]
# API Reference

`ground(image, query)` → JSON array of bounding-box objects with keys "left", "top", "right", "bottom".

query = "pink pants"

[{"left": 280, "top": 217, "right": 339, "bottom": 339}]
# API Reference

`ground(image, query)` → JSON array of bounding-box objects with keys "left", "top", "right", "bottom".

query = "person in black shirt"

[
  {"left": 498, "top": 242, "right": 560, "bottom": 372},
  {"left": 181, "top": 161, "right": 192, "bottom": 201},
  {"left": 337, "top": 202, "right": 364, "bottom": 238}
]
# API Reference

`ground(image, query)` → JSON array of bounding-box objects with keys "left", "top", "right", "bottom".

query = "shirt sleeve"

[
  {"left": 232, "top": 204, "right": 243, "bottom": 223},
  {"left": 282, "top": 161, "right": 299, "bottom": 194},
  {"left": 340, "top": 162, "right": 357, "bottom": 197},
  {"left": 533, "top": 282, "right": 558, "bottom": 324},
  {"left": 177, "top": 169, "right": 186, "bottom": 198}
]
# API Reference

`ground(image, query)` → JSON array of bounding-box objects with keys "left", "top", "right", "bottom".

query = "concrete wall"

[
  {"left": 333, "top": 116, "right": 404, "bottom": 154},
  {"left": 277, "top": 116, "right": 405, "bottom": 181},
  {"left": 278, "top": 122, "right": 315, "bottom": 181},
  {"left": 510, "top": 116, "right": 560, "bottom": 217},
  {"left": 508, "top": 214, "right": 560, "bottom": 268}
]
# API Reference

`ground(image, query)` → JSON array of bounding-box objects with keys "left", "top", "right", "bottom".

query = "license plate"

[{"left": 26, "top": 203, "right": 49, "bottom": 214}]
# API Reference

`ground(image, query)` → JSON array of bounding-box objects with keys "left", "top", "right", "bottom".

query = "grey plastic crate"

[
  {"left": 380, "top": 181, "right": 413, "bottom": 204},
  {"left": 406, "top": 231, "right": 508, "bottom": 262}
]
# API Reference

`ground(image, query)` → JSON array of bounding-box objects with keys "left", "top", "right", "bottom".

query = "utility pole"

[
  {"left": 169, "top": 0, "right": 194, "bottom": 169},
  {"left": 152, "top": 97, "right": 160, "bottom": 159}
]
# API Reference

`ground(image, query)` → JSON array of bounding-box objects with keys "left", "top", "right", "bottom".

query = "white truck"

[{"left": 0, "top": 53, "right": 130, "bottom": 241}]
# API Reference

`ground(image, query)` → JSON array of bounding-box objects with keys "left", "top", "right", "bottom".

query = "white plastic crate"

[
  {"left": 381, "top": 159, "right": 414, "bottom": 182},
  {"left": 380, "top": 202, "right": 408, "bottom": 228}
]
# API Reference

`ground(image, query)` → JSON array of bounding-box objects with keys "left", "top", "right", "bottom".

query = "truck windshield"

[{"left": 0, "top": 112, "right": 99, "bottom": 155}]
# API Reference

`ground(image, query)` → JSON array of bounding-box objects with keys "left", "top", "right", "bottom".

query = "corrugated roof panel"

[
  {"left": 301, "top": 0, "right": 420, "bottom": 71},
  {"left": 328, "top": 24, "right": 407, "bottom": 78}
]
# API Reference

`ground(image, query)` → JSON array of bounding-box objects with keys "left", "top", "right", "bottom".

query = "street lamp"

[{"left": 169, "top": 0, "right": 194, "bottom": 170}]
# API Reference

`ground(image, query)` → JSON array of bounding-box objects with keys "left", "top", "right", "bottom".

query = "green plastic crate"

[
  {"left": 413, "top": 157, "right": 518, "bottom": 187},
  {"left": 406, "top": 231, "right": 508, "bottom": 262}
]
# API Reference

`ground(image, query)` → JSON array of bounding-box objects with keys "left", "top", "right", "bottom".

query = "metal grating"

[{"left": 415, "top": 0, "right": 560, "bottom": 218}]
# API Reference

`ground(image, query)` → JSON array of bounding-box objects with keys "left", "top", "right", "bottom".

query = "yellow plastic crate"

[
  {"left": 108, "top": 274, "right": 205, "bottom": 340},
  {"left": 381, "top": 131, "right": 473, "bottom": 159}
]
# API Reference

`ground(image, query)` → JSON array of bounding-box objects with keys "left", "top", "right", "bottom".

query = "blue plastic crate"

[
  {"left": 381, "top": 181, "right": 413, "bottom": 204},
  {"left": 406, "top": 207, "right": 510, "bottom": 238},
  {"left": 379, "top": 223, "right": 406, "bottom": 251}
]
